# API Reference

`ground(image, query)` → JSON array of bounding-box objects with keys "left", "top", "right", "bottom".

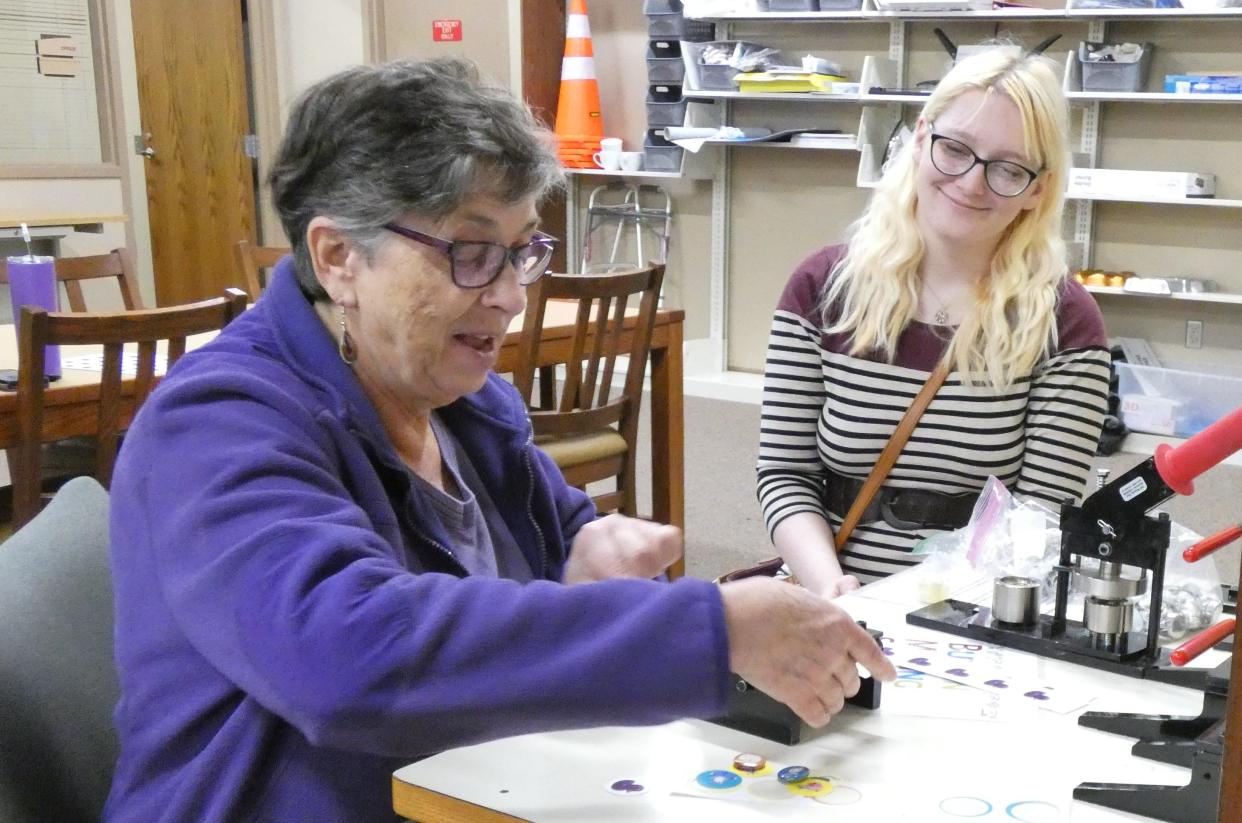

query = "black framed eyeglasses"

[
  {"left": 382, "top": 223, "right": 557, "bottom": 288},
  {"left": 927, "top": 128, "right": 1041, "bottom": 198}
]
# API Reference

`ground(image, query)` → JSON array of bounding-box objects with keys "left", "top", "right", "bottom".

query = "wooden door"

[
  {"left": 522, "top": 0, "right": 567, "bottom": 273},
  {"left": 131, "top": 0, "right": 256, "bottom": 306}
]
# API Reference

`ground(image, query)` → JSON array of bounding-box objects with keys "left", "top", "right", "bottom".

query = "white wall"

[
  {"left": 272, "top": 0, "right": 366, "bottom": 115},
  {"left": 0, "top": 0, "right": 147, "bottom": 312}
]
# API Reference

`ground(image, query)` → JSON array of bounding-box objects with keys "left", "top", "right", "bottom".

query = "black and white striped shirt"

[{"left": 757, "top": 244, "right": 1111, "bottom": 583}]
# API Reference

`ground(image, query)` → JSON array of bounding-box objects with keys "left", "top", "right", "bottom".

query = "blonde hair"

[{"left": 822, "top": 49, "right": 1070, "bottom": 390}]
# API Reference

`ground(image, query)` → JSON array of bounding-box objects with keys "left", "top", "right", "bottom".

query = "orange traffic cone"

[{"left": 554, "top": 0, "right": 605, "bottom": 169}]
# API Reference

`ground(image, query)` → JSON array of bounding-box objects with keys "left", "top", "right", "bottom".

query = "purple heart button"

[
  {"left": 946, "top": 668, "right": 970, "bottom": 677},
  {"left": 908, "top": 657, "right": 931, "bottom": 666},
  {"left": 1024, "top": 690, "right": 1050, "bottom": 701},
  {"left": 984, "top": 679, "right": 1008, "bottom": 689}
]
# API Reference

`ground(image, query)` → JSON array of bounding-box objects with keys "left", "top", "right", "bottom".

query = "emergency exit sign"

[{"left": 432, "top": 20, "right": 462, "bottom": 41}]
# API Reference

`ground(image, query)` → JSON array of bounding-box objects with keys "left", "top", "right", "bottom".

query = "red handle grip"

[
  {"left": 1154, "top": 404, "right": 1242, "bottom": 496},
  {"left": 1170, "top": 618, "right": 1236, "bottom": 667},
  {"left": 1183, "top": 524, "right": 1242, "bottom": 564}
]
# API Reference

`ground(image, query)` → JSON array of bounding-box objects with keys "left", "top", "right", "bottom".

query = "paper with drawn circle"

[
  {"left": 1005, "top": 799, "right": 1060, "bottom": 822},
  {"left": 939, "top": 795, "right": 993, "bottom": 817},
  {"left": 812, "top": 784, "right": 863, "bottom": 806},
  {"left": 746, "top": 778, "right": 795, "bottom": 801}
]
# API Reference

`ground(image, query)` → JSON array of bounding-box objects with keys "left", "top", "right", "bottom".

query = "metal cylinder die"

[
  {"left": 992, "top": 576, "right": 1041, "bottom": 625},
  {"left": 1084, "top": 597, "right": 1134, "bottom": 635}
]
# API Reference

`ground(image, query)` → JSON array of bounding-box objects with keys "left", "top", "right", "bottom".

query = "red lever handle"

[
  {"left": 1154, "top": 404, "right": 1242, "bottom": 496},
  {"left": 1170, "top": 618, "right": 1236, "bottom": 667},
  {"left": 1183, "top": 524, "right": 1242, "bottom": 564}
]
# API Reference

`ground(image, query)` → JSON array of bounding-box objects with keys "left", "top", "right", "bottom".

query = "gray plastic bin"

[
  {"left": 762, "top": 0, "right": 820, "bottom": 9},
  {"left": 647, "top": 12, "right": 714, "bottom": 40},
  {"left": 643, "top": 129, "right": 684, "bottom": 172},
  {"left": 646, "top": 84, "right": 687, "bottom": 127},
  {"left": 1078, "top": 41, "right": 1154, "bottom": 92},
  {"left": 643, "top": 0, "right": 682, "bottom": 12},
  {"left": 647, "top": 40, "right": 685, "bottom": 83}
]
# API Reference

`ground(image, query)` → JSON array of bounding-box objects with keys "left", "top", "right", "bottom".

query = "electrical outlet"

[{"left": 1186, "top": 320, "right": 1203, "bottom": 350}]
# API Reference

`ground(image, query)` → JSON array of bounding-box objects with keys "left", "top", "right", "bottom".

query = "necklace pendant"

[{"left": 934, "top": 307, "right": 950, "bottom": 325}]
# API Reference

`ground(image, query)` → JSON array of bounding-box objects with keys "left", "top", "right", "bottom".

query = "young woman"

[{"left": 757, "top": 49, "right": 1111, "bottom": 598}]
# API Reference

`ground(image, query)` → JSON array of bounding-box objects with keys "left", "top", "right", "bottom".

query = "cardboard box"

[{"left": 1067, "top": 168, "right": 1216, "bottom": 200}]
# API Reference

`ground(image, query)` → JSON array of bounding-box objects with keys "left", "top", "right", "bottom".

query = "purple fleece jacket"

[{"left": 104, "top": 260, "right": 730, "bottom": 823}]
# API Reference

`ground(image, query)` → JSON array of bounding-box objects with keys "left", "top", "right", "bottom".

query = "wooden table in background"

[{"left": 0, "top": 302, "right": 686, "bottom": 572}]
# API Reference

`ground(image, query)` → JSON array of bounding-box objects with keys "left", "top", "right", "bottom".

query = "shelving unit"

[
  {"left": 662, "top": 0, "right": 1242, "bottom": 404},
  {"left": 1086, "top": 285, "right": 1242, "bottom": 306}
]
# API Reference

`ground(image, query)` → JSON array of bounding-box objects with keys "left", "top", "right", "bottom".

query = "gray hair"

[{"left": 269, "top": 58, "right": 564, "bottom": 299}]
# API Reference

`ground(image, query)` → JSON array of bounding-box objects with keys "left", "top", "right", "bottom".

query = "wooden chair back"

[
  {"left": 11, "top": 288, "right": 248, "bottom": 527},
  {"left": 233, "top": 240, "right": 289, "bottom": 300},
  {"left": 0, "top": 248, "right": 144, "bottom": 313},
  {"left": 513, "top": 265, "right": 665, "bottom": 514}
]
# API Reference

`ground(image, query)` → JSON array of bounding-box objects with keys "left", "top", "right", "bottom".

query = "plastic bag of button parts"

[
  {"left": 908, "top": 477, "right": 1058, "bottom": 605},
  {"left": 1132, "top": 519, "right": 1224, "bottom": 641}
]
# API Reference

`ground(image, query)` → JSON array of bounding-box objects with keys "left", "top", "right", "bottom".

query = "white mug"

[
  {"left": 619, "top": 151, "right": 643, "bottom": 172},
  {"left": 593, "top": 150, "right": 621, "bottom": 171},
  {"left": 598, "top": 137, "right": 623, "bottom": 153}
]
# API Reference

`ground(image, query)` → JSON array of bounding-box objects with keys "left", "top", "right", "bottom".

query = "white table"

[{"left": 392, "top": 578, "right": 1225, "bottom": 822}]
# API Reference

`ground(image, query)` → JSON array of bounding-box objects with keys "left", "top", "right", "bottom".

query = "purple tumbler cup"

[{"left": 6, "top": 255, "right": 61, "bottom": 379}]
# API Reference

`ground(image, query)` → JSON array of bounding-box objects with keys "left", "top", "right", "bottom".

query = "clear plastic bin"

[
  {"left": 1078, "top": 41, "right": 1154, "bottom": 92},
  {"left": 1116, "top": 360, "right": 1242, "bottom": 438},
  {"left": 646, "top": 84, "right": 687, "bottom": 127},
  {"left": 647, "top": 40, "right": 685, "bottom": 84}
]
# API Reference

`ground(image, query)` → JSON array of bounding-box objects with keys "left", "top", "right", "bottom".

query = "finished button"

[
  {"left": 732, "top": 753, "right": 767, "bottom": 773},
  {"left": 777, "top": 765, "right": 810, "bottom": 784}
]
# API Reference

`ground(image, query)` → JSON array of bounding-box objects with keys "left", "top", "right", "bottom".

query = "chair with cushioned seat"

[
  {"left": 513, "top": 265, "right": 664, "bottom": 516},
  {"left": 0, "top": 476, "right": 116, "bottom": 823}
]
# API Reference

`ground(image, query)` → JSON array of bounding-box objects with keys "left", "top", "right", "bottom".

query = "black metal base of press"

[
  {"left": 906, "top": 599, "right": 1210, "bottom": 690},
  {"left": 707, "top": 625, "right": 883, "bottom": 745},
  {"left": 1073, "top": 660, "right": 1229, "bottom": 823}
]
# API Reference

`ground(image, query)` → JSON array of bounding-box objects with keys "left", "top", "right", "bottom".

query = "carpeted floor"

[{"left": 635, "top": 394, "right": 1242, "bottom": 588}]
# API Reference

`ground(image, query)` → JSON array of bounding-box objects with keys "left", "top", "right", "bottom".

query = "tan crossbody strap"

[{"left": 833, "top": 358, "right": 951, "bottom": 551}]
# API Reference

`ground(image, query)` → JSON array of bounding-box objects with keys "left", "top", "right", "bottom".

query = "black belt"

[{"left": 822, "top": 469, "right": 977, "bottom": 532}]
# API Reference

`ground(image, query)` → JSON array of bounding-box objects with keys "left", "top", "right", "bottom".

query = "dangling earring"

[{"left": 338, "top": 305, "right": 357, "bottom": 365}]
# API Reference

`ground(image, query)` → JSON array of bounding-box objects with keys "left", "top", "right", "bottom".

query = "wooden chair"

[
  {"left": 0, "top": 248, "right": 145, "bottom": 313},
  {"left": 513, "top": 265, "right": 664, "bottom": 516},
  {"left": 233, "top": 240, "right": 289, "bottom": 299},
  {"left": 10, "top": 289, "right": 248, "bottom": 528}
]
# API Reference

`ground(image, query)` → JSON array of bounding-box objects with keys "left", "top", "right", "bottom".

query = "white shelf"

[
  {"left": 867, "top": 6, "right": 1063, "bottom": 18},
  {"left": 682, "top": 90, "right": 861, "bottom": 102},
  {"left": 563, "top": 168, "right": 683, "bottom": 179},
  {"left": 1067, "top": 6, "right": 1242, "bottom": 18},
  {"left": 704, "top": 139, "right": 860, "bottom": 151},
  {"left": 695, "top": 5, "right": 1242, "bottom": 21},
  {"left": 1085, "top": 285, "right": 1242, "bottom": 305},
  {"left": 1067, "top": 192, "right": 1242, "bottom": 208},
  {"left": 1067, "top": 91, "right": 1242, "bottom": 104}
]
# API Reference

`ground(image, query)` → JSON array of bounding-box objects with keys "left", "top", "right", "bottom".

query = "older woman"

[
  {"left": 105, "top": 59, "right": 893, "bottom": 822},
  {"left": 758, "top": 49, "right": 1112, "bottom": 599}
]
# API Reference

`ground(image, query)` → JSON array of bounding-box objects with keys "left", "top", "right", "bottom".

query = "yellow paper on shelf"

[{"left": 734, "top": 71, "right": 848, "bottom": 94}]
